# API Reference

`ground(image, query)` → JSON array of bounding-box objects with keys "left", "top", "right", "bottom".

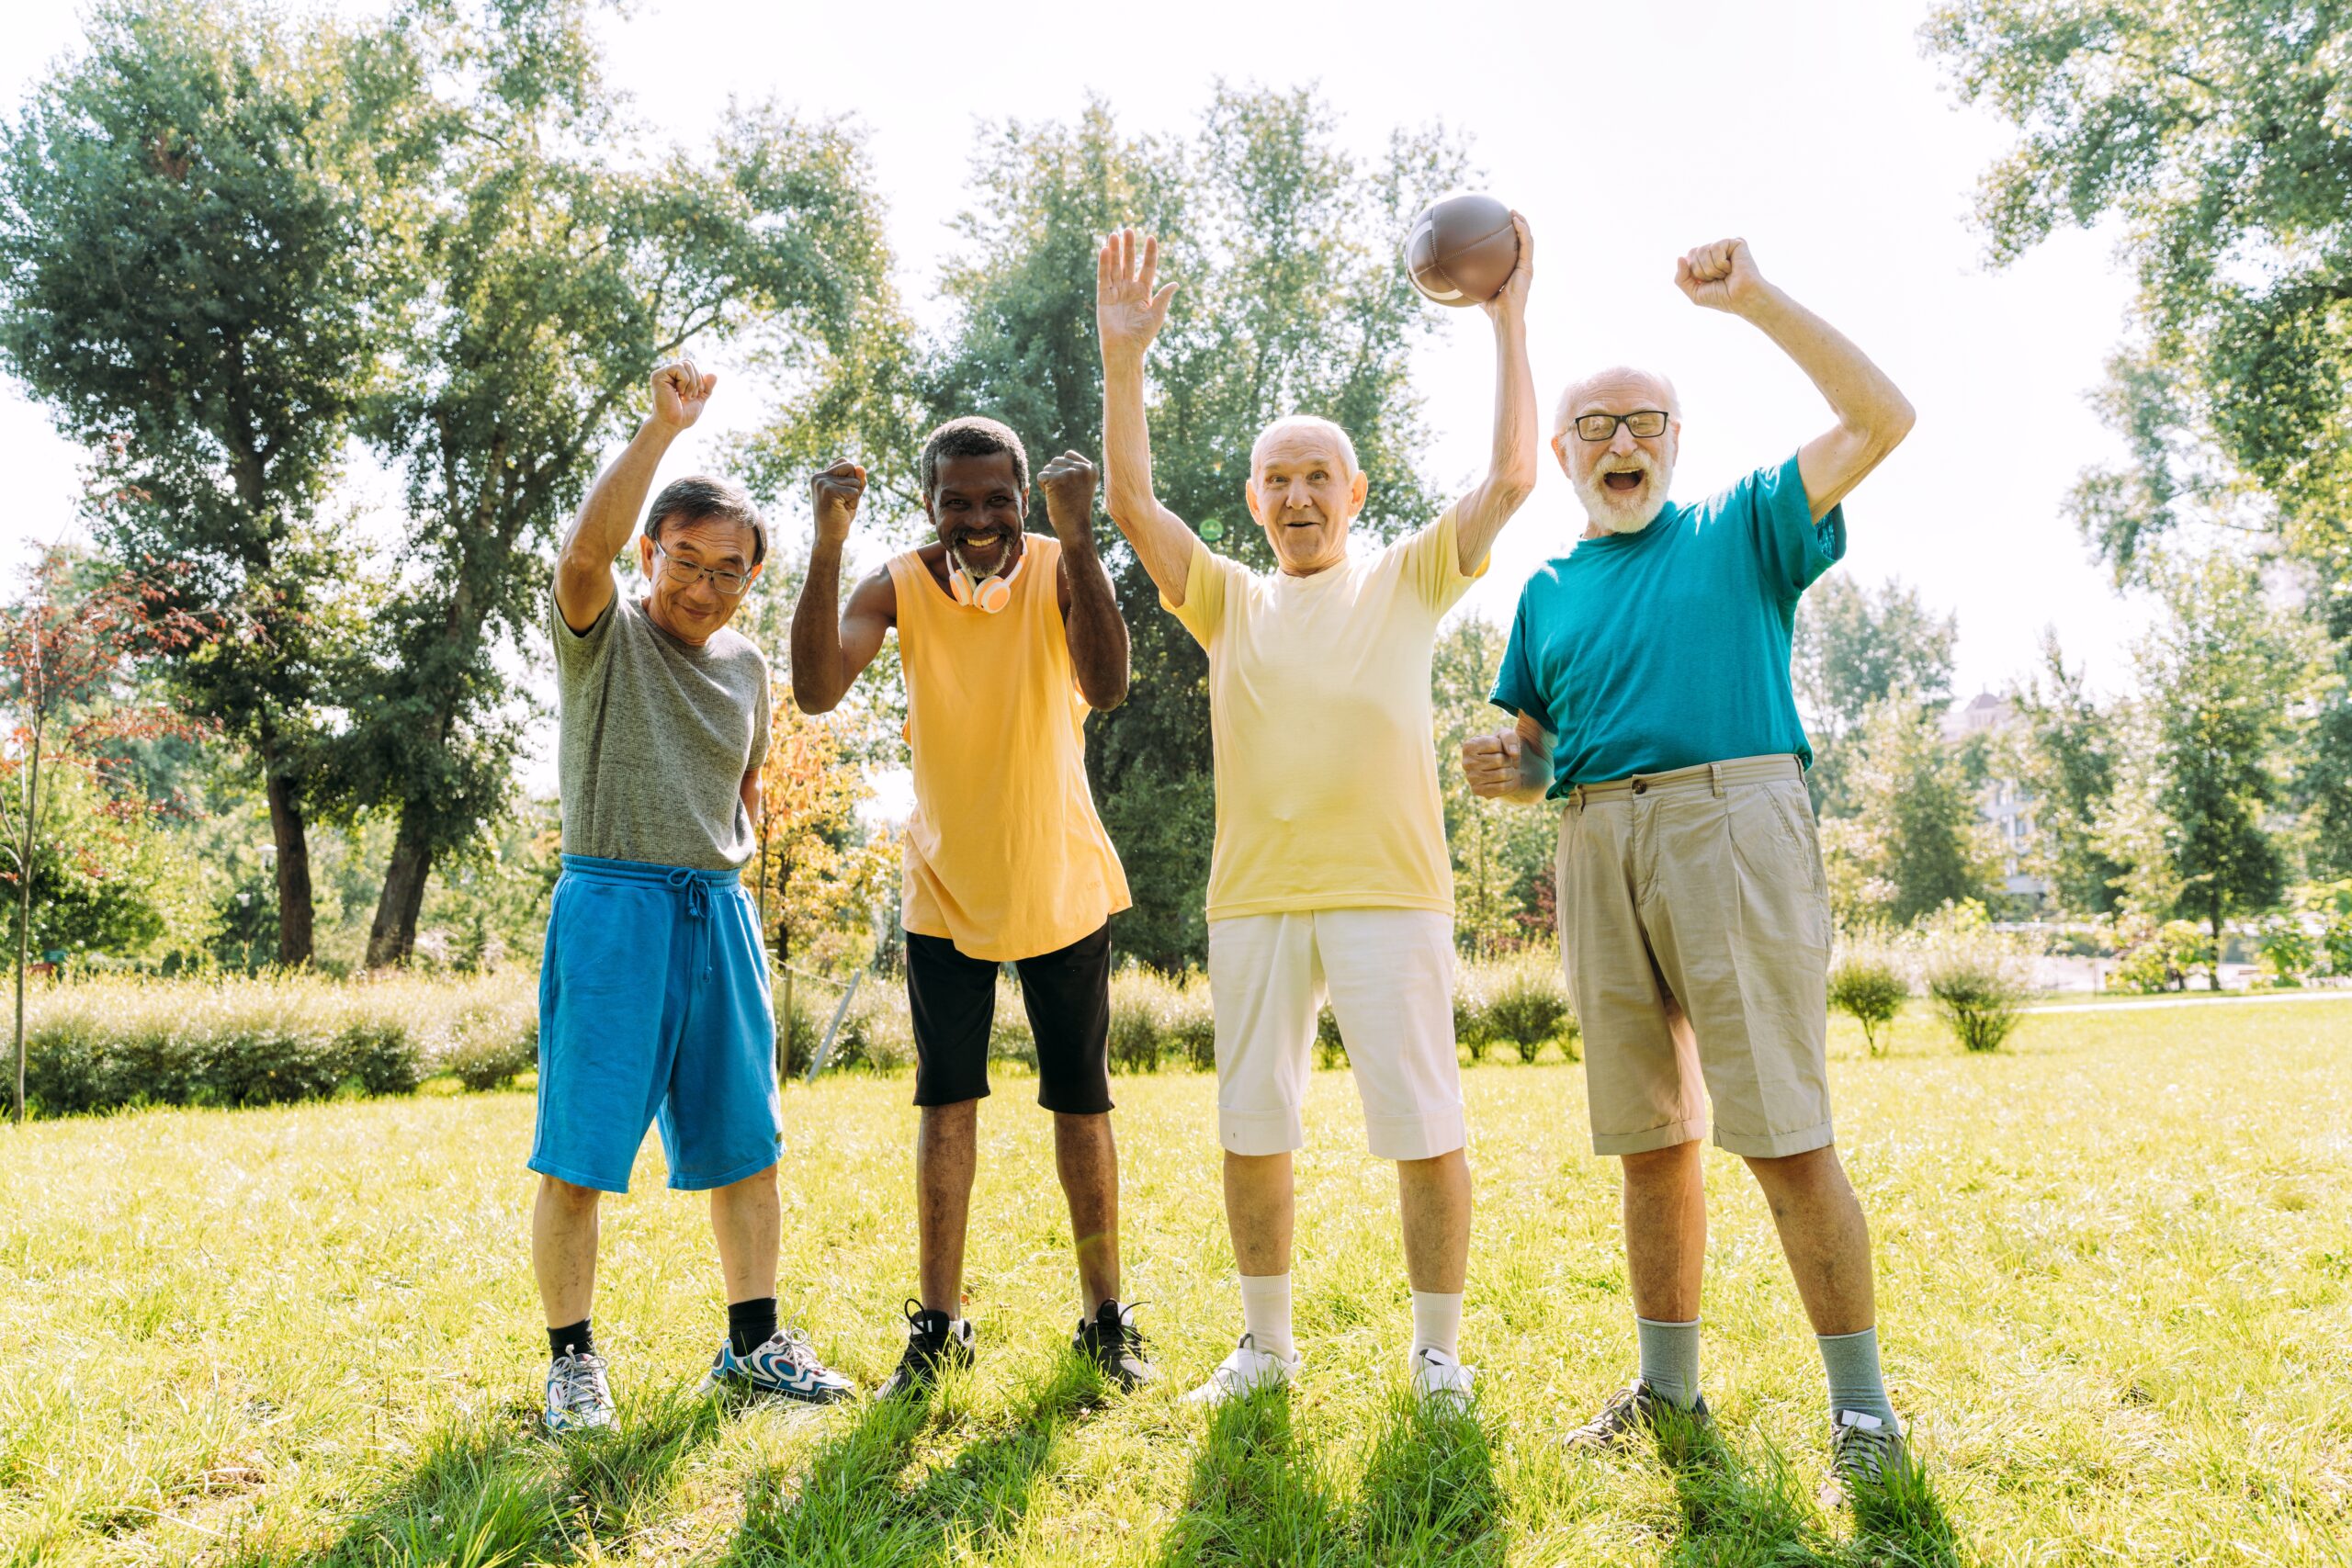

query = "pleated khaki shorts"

[{"left": 1554, "top": 755, "right": 1835, "bottom": 1160}]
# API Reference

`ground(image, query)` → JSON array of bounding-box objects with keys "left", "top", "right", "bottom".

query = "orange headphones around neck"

[{"left": 946, "top": 543, "right": 1026, "bottom": 614}]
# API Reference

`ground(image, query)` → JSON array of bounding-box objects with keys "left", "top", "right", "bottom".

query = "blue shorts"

[{"left": 529, "top": 854, "right": 782, "bottom": 1193}]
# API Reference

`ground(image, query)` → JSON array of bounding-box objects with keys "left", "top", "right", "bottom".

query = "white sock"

[
  {"left": 1238, "top": 1272, "right": 1295, "bottom": 1359},
  {"left": 1410, "top": 1290, "right": 1463, "bottom": 1359}
]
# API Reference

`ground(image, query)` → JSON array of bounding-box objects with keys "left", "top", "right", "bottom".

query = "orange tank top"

[{"left": 887, "top": 536, "right": 1130, "bottom": 961}]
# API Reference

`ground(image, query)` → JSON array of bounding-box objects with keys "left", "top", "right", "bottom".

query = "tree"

[
  {"left": 329, "top": 0, "right": 894, "bottom": 967},
  {"left": 1433, "top": 614, "right": 1556, "bottom": 958},
  {"left": 748, "top": 699, "right": 894, "bottom": 1044},
  {"left": 745, "top": 87, "right": 1469, "bottom": 969},
  {"left": 2098, "top": 552, "right": 2311, "bottom": 979},
  {"left": 0, "top": 549, "right": 211, "bottom": 1121},
  {"left": 0, "top": 1, "right": 388, "bottom": 964},
  {"left": 1822, "top": 692, "right": 2002, "bottom": 929},
  {"left": 2010, "top": 630, "right": 2130, "bottom": 915},
  {"left": 1792, "top": 571, "right": 1958, "bottom": 811}
]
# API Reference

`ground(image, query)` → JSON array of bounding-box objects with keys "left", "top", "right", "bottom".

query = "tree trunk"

[
  {"left": 365, "top": 807, "right": 436, "bottom": 969},
  {"left": 262, "top": 767, "right": 314, "bottom": 968}
]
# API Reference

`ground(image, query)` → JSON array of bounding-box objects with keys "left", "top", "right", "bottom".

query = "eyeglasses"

[
  {"left": 653, "top": 546, "right": 752, "bottom": 597},
  {"left": 1572, "top": 410, "right": 1670, "bottom": 443}
]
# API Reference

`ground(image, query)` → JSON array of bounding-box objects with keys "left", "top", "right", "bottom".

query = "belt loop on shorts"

[{"left": 1710, "top": 762, "right": 1724, "bottom": 798}]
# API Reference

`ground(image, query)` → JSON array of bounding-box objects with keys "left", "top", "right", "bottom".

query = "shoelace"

[
  {"left": 1576, "top": 1382, "right": 1646, "bottom": 1438},
  {"left": 553, "top": 1353, "right": 608, "bottom": 1407}
]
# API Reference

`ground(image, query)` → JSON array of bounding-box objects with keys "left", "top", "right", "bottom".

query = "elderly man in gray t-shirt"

[{"left": 532, "top": 359, "right": 854, "bottom": 1433}]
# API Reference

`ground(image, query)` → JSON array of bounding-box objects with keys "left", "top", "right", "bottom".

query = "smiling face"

[
  {"left": 1553, "top": 367, "right": 1680, "bottom": 536},
  {"left": 638, "top": 514, "right": 763, "bottom": 645},
  {"left": 1246, "top": 417, "right": 1369, "bottom": 577},
  {"left": 927, "top": 450, "right": 1029, "bottom": 579}
]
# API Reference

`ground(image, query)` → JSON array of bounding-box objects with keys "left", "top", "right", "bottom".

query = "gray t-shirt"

[{"left": 551, "top": 582, "right": 771, "bottom": 871}]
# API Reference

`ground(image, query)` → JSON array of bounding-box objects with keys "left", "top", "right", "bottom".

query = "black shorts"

[{"left": 906, "top": 922, "right": 1114, "bottom": 1114}]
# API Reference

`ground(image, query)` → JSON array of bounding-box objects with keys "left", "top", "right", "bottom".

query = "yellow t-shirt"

[
  {"left": 890, "top": 536, "right": 1131, "bottom": 962},
  {"left": 1164, "top": 509, "right": 1485, "bottom": 921}
]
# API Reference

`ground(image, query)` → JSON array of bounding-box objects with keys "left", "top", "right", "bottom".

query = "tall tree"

[
  {"left": 747, "top": 88, "right": 1468, "bottom": 969},
  {"left": 1433, "top": 614, "right": 1557, "bottom": 957},
  {"left": 1792, "top": 571, "right": 1958, "bottom": 811},
  {"left": 335, "top": 0, "right": 894, "bottom": 966},
  {"left": 1822, "top": 691, "right": 2002, "bottom": 929},
  {"left": 0, "top": 0, "right": 384, "bottom": 964},
  {"left": 2009, "top": 630, "right": 2130, "bottom": 916}
]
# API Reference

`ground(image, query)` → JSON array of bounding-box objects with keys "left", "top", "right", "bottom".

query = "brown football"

[{"left": 1405, "top": 193, "right": 1520, "bottom": 309}]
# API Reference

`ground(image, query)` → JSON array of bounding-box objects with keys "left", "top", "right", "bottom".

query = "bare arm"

[
  {"left": 1452, "top": 214, "right": 1540, "bottom": 574},
  {"left": 787, "top": 460, "right": 894, "bottom": 714},
  {"left": 741, "top": 764, "right": 761, "bottom": 831},
  {"left": 1039, "top": 451, "right": 1129, "bottom": 710},
  {"left": 555, "top": 358, "right": 715, "bottom": 634},
  {"left": 1461, "top": 711, "right": 1555, "bottom": 806},
  {"left": 1096, "top": 229, "right": 1199, "bottom": 606},
  {"left": 1678, "top": 239, "right": 1916, "bottom": 521}
]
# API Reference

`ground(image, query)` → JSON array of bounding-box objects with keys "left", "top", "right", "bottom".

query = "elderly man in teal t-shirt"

[{"left": 1463, "top": 237, "right": 1917, "bottom": 1505}]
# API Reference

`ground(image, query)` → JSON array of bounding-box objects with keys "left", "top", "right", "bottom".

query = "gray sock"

[
  {"left": 1818, "top": 1326, "right": 1897, "bottom": 1427},
  {"left": 1634, "top": 1315, "right": 1701, "bottom": 1408}
]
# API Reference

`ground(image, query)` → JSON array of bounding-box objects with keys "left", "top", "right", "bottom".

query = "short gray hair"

[
  {"left": 1250, "top": 414, "right": 1360, "bottom": 479},
  {"left": 1553, "top": 367, "right": 1680, "bottom": 442}
]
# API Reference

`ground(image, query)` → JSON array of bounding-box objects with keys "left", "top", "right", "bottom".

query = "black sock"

[
  {"left": 548, "top": 1319, "right": 594, "bottom": 1361},
  {"left": 729, "top": 1296, "right": 778, "bottom": 1357}
]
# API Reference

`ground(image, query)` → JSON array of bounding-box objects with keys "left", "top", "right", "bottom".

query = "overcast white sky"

[{"left": 0, "top": 0, "right": 2152, "bottom": 724}]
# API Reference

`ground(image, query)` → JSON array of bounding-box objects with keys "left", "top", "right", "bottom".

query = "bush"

[
  {"left": 1915, "top": 904, "right": 2035, "bottom": 1053},
  {"left": 1161, "top": 975, "right": 1217, "bottom": 1071},
  {"left": 1480, "top": 952, "right": 1576, "bottom": 1064},
  {"left": 1452, "top": 966, "right": 1496, "bottom": 1065},
  {"left": 2108, "top": 919, "right": 2213, "bottom": 993},
  {"left": 2256, "top": 919, "right": 2314, "bottom": 988},
  {"left": 1826, "top": 941, "right": 1910, "bottom": 1057},
  {"left": 1314, "top": 1005, "right": 1348, "bottom": 1069}
]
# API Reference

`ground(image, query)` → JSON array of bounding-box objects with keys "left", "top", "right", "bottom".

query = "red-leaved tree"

[{"left": 0, "top": 548, "right": 215, "bottom": 1122}]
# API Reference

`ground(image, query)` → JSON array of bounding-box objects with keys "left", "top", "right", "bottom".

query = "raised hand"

[
  {"left": 650, "top": 355, "right": 718, "bottom": 432},
  {"left": 1481, "top": 211, "right": 1535, "bottom": 322},
  {"left": 810, "top": 459, "right": 865, "bottom": 546},
  {"left": 1097, "top": 228, "right": 1177, "bottom": 362},
  {"left": 1461, "top": 728, "right": 1532, "bottom": 800},
  {"left": 1036, "top": 450, "right": 1100, "bottom": 545},
  {"left": 1675, "top": 237, "right": 1768, "bottom": 316}
]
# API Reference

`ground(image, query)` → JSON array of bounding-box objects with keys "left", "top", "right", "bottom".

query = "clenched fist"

[
  {"left": 1462, "top": 727, "right": 1542, "bottom": 801},
  {"left": 650, "top": 356, "right": 717, "bottom": 433},
  {"left": 1675, "top": 237, "right": 1768, "bottom": 316},
  {"left": 1036, "top": 450, "right": 1099, "bottom": 545},
  {"left": 810, "top": 459, "right": 865, "bottom": 546}
]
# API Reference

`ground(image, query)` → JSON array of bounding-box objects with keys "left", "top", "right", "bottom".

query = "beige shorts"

[
  {"left": 1555, "top": 755, "right": 1834, "bottom": 1160},
  {"left": 1206, "top": 908, "right": 1466, "bottom": 1162}
]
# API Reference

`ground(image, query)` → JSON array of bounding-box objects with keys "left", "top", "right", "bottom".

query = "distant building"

[{"left": 1941, "top": 692, "right": 2050, "bottom": 908}]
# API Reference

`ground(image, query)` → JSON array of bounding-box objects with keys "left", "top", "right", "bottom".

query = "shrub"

[
  {"left": 1480, "top": 952, "right": 1577, "bottom": 1064},
  {"left": 1108, "top": 970, "right": 1172, "bottom": 1074},
  {"left": 1452, "top": 965, "right": 1496, "bottom": 1065},
  {"left": 1915, "top": 903, "right": 2035, "bottom": 1053},
  {"left": 2256, "top": 919, "right": 2314, "bottom": 988},
  {"left": 2108, "top": 919, "right": 2212, "bottom": 993},
  {"left": 1161, "top": 975, "right": 1217, "bottom": 1072},
  {"left": 1314, "top": 1005, "right": 1348, "bottom": 1069},
  {"left": 1826, "top": 941, "right": 1910, "bottom": 1057}
]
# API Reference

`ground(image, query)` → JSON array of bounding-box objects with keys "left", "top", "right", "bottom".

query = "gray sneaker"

[
  {"left": 1826, "top": 1408, "right": 1910, "bottom": 1502},
  {"left": 544, "top": 1350, "right": 616, "bottom": 1435},
  {"left": 1564, "top": 1379, "right": 1711, "bottom": 1450}
]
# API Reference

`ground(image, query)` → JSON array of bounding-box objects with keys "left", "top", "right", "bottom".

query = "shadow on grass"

[
  {"left": 1156, "top": 1387, "right": 1351, "bottom": 1568},
  {"left": 719, "top": 1357, "right": 1093, "bottom": 1567},
  {"left": 1356, "top": 1392, "right": 1506, "bottom": 1567},
  {"left": 267, "top": 1379, "right": 729, "bottom": 1568},
  {"left": 1650, "top": 1410, "right": 1966, "bottom": 1568}
]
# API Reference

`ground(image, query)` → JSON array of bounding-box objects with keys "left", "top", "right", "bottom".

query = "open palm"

[{"left": 1097, "top": 228, "right": 1176, "bottom": 355}]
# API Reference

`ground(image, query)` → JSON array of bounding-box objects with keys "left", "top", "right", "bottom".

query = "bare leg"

[
  {"left": 1396, "top": 1148, "right": 1472, "bottom": 1293},
  {"left": 1054, "top": 1111, "right": 1121, "bottom": 1309},
  {"left": 1222, "top": 1150, "right": 1294, "bottom": 1276},
  {"left": 1744, "top": 1145, "right": 1875, "bottom": 1336},
  {"left": 1623, "top": 1140, "right": 1706, "bottom": 1321},
  {"left": 707, "top": 1165, "right": 780, "bottom": 1305},
  {"left": 533, "top": 1176, "right": 602, "bottom": 1326},
  {"left": 917, "top": 1100, "right": 979, "bottom": 1314}
]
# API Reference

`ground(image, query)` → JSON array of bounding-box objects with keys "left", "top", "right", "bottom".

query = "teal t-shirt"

[{"left": 1490, "top": 453, "right": 1843, "bottom": 794}]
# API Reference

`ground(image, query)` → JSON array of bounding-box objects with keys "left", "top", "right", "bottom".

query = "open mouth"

[{"left": 1602, "top": 471, "right": 1645, "bottom": 493}]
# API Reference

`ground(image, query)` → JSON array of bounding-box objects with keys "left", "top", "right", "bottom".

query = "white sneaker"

[
  {"left": 1408, "top": 1345, "right": 1475, "bottom": 1404},
  {"left": 1182, "top": 1332, "right": 1301, "bottom": 1407},
  {"left": 544, "top": 1350, "right": 616, "bottom": 1434}
]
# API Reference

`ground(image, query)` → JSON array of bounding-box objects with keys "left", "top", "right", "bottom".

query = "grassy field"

[{"left": 3, "top": 1000, "right": 2349, "bottom": 1566}]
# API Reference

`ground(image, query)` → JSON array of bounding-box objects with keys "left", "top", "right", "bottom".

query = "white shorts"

[{"left": 1206, "top": 908, "right": 1465, "bottom": 1161}]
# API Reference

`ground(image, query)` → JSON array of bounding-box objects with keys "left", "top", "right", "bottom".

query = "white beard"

[{"left": 1575, "top": 455, "right": 1672, "bottom": 535}]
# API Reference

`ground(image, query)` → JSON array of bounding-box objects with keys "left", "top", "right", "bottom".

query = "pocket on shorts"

[{"left": 1730, "top": 784, "right": 1830, "bottom": 952}]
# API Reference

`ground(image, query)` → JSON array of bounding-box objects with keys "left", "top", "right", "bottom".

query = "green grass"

[{"left": 3, "top": 1000, "right": 2350, "bottom": 1564}]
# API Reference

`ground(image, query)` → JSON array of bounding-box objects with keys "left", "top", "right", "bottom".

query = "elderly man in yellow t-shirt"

[{"left": 1096, "top": 225, "right": 1537, "bottom": 1404}]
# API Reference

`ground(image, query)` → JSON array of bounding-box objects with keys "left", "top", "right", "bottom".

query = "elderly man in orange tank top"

[{"left": 789, "top": 417, "right": 1150, "bottom": 1396}]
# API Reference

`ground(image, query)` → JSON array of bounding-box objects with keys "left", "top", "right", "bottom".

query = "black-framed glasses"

[
  {"left": 652, "top": 546, "right": 753, "bottom": 597},
  {"left": 1572, "top": 410, "right": 1670, "bottom": 443}
]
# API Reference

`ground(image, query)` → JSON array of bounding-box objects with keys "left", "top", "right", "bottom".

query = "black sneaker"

[
  {"left": 1564, "top": 1378, "right": 1713, "bottom": 1451},
  {"left": 1074, "top": 1299, "right": 1158, "bottom": 1389},
  {"left": 878, "top": 1300, "right": 974, "bottom": 1398}
]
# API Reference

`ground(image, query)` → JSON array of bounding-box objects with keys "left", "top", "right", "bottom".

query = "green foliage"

[
  {"left": 1915, "top": 903, "right": 2035, "bottom": 1052},
  {"left": 1479, "top": 950, "right": 1577, "bottom": 1063},
  {"left": 1435, "top": 615, "right": 1559, "bottom": 956},
  {"left": 2108, "top": 918, "right": 2215, "bottom": 994},
  {"left": 1822, "top": 693, "right": 2001, "bottom": 928},
  {"left": 1827, "top": 939, "right": 1911, "bottom": 1057},
  {"left": 2256, "top": 919, "right": 2315, "bottom": 988},
  {"left": 1793, "top": 573, "right": 1958, "bottom": 813},
  {"left": 2010, "top": 632, "right": 2129, "bottom": 916}
]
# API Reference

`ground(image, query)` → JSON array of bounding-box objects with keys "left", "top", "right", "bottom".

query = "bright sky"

[{"left": 0, "top": 0, "right": 2151, "bottom": 726}]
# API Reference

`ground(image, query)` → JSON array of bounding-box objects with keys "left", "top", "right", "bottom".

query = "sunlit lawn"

[{"left": 3, "top": 998, "right": 2349, "bottom": 1565}]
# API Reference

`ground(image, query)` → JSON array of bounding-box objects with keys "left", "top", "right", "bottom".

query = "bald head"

[
  {"left": 1553, "top": 366, "right": 1680, "bottom": 443},
  {"left": 1250, "top": 414, "right": 1360, "bottom": 479}
]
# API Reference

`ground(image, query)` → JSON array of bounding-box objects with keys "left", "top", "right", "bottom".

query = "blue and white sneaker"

[
  {"left": 544, "top": 1350, "right": 616, "bottom": 1434},
  {"left": 700, "top": 1325, "right": 855, "bottom": 1404}
]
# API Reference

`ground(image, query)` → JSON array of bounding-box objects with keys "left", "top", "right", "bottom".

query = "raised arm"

[
  {"left": 1038, "top": 450, "right": 1129, "bottom": 710},
  {"left": 1461, "top": 711, "right": 1555, "bottom": 807},
  {"left": 788, "top": 460, "right": 894, "bottom": 714},
  {"left": 1451, "top": 213, "right": 1540, "bottom": 574},
  {"left": 1677, "top": 239, "right": 1915, "bottom": 522},
  {"left": 1096, "top": 229, "right": 1199, "bottom": 606},
  {"left": 556, "top": 358, "right": 715, "bottom": 634}
]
